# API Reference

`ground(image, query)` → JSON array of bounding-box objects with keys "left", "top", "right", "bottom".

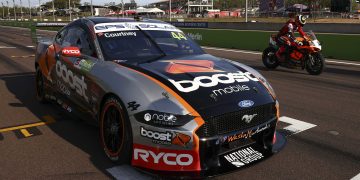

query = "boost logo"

[
  {"left": 168, "top": 71, "right": 258, "bottom": 93},
  {"left": 55, "top": 61, "right": 88, "bottom": 102}
]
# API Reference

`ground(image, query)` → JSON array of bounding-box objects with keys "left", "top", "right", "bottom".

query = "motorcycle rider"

[{"left": 276, "top": 15, "right": 308, "bottom": 62}]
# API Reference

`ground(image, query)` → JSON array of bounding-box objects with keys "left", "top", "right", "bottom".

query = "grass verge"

[{"left": 182, "top": 28, "right": 360, "bottom": 61}]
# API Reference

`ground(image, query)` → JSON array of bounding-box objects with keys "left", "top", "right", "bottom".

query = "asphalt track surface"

[{"left": 0, "top": 26, "right": 359, "bottom": 180}]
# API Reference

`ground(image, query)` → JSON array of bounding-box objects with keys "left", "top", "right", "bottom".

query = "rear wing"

[{"left": 30, "top": 22, "right": 68, "bottom": 44}]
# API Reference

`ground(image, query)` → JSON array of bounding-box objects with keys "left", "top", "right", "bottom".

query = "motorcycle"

[{"left": 262, "top": 31, "right": 325, "bottom": 75}]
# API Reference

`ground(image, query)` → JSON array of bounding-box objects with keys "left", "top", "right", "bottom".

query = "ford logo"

[{"left": 238, "top": 100, "right": 254, "bottom": 108}]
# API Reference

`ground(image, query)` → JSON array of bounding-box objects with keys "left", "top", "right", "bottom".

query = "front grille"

[{"left": 196, "top": 103, "right": 276, "bottom": 137}]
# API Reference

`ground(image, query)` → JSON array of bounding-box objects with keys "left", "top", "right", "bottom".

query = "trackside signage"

[{"left": 132, "top": 144, "right": 200, "bottom": 171}]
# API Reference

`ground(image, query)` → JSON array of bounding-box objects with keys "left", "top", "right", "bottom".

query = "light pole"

[
  {"left": 69, "top": 0, "right": 71, "bottom": 21},
  {"left": 245, "top": 0, "right": 248, "bottom": 22},
  {"left": 121, "top": 0, "right": 124, "bottom": 18},
  {"left": 39, "top": 0, "right": 41, "bottom": 21},
  {"left": 169, "top": 0, "right": 171, "bottom": 22},
  {"left": 90, "top": 0, "right": 93, "bottom": 16},
  {"left": 6, "top": 1, "right": 9, "bottom": 20},
  {"left": 1, "top": 2, "right": 4, "bottom": 19},
  {"left": 28, "top": 0, "right": 31, "bottom": 20},
  {"left": 12, "top": 0, "right": 16, "bottom": 20},
  {"left": 20, "top": 0, "right": 23, "bottom": 20},
  {"left": 187, "top": 0, "right": 189, "bottom": 14},
  {"left": 52, "top": 0, "right": 54, "bottom": 21}
]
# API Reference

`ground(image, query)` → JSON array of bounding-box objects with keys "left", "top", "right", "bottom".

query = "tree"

[{"left": 43, "top": 0, "right": 81, "bottom": 9}]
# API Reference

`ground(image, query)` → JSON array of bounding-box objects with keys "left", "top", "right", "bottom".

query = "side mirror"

[{"left": 61, "top": 47, "right": 81, "bottom": 57}]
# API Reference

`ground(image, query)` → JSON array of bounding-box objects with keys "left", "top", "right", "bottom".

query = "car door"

[{"left": 54, "top": 25, "right": 93, "bottom": 113}]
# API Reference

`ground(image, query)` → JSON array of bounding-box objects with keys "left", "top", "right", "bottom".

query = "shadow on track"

[{"left": 1, "top": 72, "right": 115, "bottom": 178}]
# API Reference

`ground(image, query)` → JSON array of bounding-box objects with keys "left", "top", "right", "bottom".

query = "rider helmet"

[{"left": 296, "top": 15, "right": 306, "bottom": 26}]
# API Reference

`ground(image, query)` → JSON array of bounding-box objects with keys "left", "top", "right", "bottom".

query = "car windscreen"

[{"left": 97, "top": 30, "right": 204, "bottom": 62}]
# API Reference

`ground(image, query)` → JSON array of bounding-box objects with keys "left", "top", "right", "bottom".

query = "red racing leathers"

[{"left": 276, "top": 19, "right": 306, "bottom": 61}]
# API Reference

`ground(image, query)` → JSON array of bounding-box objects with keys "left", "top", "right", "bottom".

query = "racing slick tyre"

[
  {"left": 262, "top": 47, "right": 279, "bottom": 69},
  {"left": 35, "top": 66, "right": 47, "bottom": 103},
  {"left": 306, "top": 53, "right": 325, "bottom": 75},
  {"left": 100, "top": 96, "right": 132, "bottom": 164}
]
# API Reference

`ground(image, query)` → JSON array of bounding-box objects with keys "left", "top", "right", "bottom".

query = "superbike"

[{"left": 262, "top": 31, "right": 325, "bottom": 75}]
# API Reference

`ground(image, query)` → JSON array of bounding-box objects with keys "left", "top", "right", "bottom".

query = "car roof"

[{"left": 85, "top": 17, "right": 168, "bottom": 25}]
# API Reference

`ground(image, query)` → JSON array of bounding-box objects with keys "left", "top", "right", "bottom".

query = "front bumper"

[{"left": 135, "top": 118, "right": 286, "bottom": 178}]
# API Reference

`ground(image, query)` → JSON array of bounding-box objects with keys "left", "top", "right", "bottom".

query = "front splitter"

[{"left": 134, "top": 131, "right": 287, "bottom": 179}]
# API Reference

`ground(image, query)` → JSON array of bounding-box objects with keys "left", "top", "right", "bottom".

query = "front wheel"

[
  {"left": 100, "top": 97, "right": 132, "bottom": 164},
  {"left": 35, "top": 66, "right": 47, "bottom": 103},
  {"left": 262, "top": 47, "right": 279, "bottom": 69},
  {"left": 306, "top": 53, "right": 325, "bottom": 75}
]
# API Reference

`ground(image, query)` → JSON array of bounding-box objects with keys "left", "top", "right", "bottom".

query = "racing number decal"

[
  {"left": 171, "top": 32, "right": 187, "bottom": 40},
  {"left": 127, "top": 101, "right": 140, "bottom": 111}
]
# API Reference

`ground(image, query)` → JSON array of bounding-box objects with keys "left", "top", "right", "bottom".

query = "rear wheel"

[
  {"left": 100, "top": 97, "right": 132, "bottom": 164},
  {"left": 35, "top": 66, "right": 47, "bottom": 103},
  {"left": 306, "top": 53, "right": 325, "bottom": 75},
  {"left": 262, "top": 47, "right": 279, "bottom": 69}
]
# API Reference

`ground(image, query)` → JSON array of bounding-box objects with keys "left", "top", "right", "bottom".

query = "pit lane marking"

[
  {"left": 20, "top": 129, "right": 33, "bottom": 137},
  {"left": 279, "top": 116, "right": 317, "bottom": 136},
  {"left": 11, "top": 55, "right": 35, "bottom": 58},
  {"left": 0, "top": 115, "right": 56, "bottom": 133},
  {"left": 0, "top": 46, "right": 16, "bottom": 49},
  {"left": 351, "top": 173, "right": 360, "bottom": 180}
]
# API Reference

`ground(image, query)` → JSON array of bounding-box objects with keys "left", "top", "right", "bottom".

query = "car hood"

[{"left": 119, "top": 54, "right": 274, "bottom": 118}]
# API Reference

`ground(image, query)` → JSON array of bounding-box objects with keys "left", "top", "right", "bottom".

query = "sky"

[{"left": 0, "top": 0, "right": 157, "bottom": 7}]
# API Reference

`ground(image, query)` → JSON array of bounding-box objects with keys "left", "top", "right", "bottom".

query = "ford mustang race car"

[{"left": 35, "top": 17, "right": 283, "bottom": 178}]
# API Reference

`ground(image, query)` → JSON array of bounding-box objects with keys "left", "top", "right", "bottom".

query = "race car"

[{"left": 35, "top": 17, "right": 283, "bottom": 177}]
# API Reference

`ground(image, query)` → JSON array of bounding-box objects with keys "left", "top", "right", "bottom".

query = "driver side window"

[{"left": 61, "top": 26, "right": 96, "bottom": 57}]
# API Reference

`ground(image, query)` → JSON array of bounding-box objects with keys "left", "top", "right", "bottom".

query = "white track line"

[
  {"left": 202, "top": 46, "right": 262, "bottom": 55},
  {"left": 202, "top": 46, "right": 360, "bottom": 67},
  {"left": 107, "top": 165, "right": 152, "bottom": 180},
  {"left": 279, "top": 116, "right": 317, "bottom": 135},
  {"left": 351, "top": 173, "right": 360, "bottom": 180}
]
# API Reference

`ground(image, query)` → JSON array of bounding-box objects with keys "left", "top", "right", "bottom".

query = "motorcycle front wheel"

[
  {"left": 262, "top": 47, "right": 279, "bottom": 69},
  {"left": 306, "top": 53, "right": 325, "bottom": 75}
]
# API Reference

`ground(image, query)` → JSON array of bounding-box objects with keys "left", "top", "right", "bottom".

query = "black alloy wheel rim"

[
  {"left": 309, "top": 55, "right": 321, "bottom": 71},
  {"left": 103, "top": 106, "right": 123, "bottom": 154},
  {"left": 267, "top": 52, "right": 276, "bottom": 64}
]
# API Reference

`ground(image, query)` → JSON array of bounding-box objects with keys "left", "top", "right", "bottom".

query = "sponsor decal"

[
  {"left": 211, "top": 84, "right": 250, "bottom": 97},
  {"left": 103, "top": 31, "right": 137, "bottom": 38},
  {"left": 56, "top": 80, "right": 70, "bottom": 96},
  {"left": 55, "top": 61, "right": 88, "bottom": 102},
  {"left": 94, "top": 23, "right": 179, "bottom": 33},
  {"left": 242, "top": 114, "right": 258, "bottom": 123},
  {"left": 127, "top": 101, "right": 140, "bottom": 111},
  {"left": 74, "top": 59, "right": 95, "bottom": 72},
  {"left": 55, "top": 98, "right": 72, "bottom": 112},
  {"left": 223, "top": 147, "right": 263, "bottom": 167},
  {"left": 168, "top": 71, "right": 259, "bottom": 93},
  {"left": 140, "top": 127, "right": 191, "bottom": 147},
  {"left": 238, "top": 100, "right": 254, "bottom": 108},
  {"left": 226, "top": 124, "right": 271, "bottom": 143},
  {"left": 135, "top": 110, "right": 194, "bottom": 127},
  {"left": 186, "top": 33, "right": 203, "bottom": 41},
  {"left": 143, "top": 112, "right": 176, "bottom": 123},
  {"left": 132, "top": 144, "right": 200, "bottom": 171},
  {"left": 61, "top": 47, "right": 81, "bottom": 57},
  {"left": 165, "top": 60, "right": 222, "bottom": 74}
]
